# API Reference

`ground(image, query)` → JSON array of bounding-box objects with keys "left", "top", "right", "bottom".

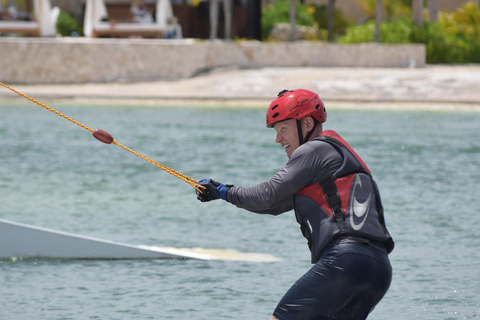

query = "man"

[{"left": 196, "top": 89, "right": 394, "bottom": 320}]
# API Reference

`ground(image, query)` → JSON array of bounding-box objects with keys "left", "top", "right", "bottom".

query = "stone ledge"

[{"left": 0, "top": 38, "right": 425, "bottom": 84}]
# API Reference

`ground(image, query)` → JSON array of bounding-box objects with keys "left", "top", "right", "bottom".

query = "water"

[{"left": 1, "top": 102, "right": 480, "bottom": 319}]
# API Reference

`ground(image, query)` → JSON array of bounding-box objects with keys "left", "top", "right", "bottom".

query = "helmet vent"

[
  {"left": 315, "top": 104, "right": 320, "bottom": 109},
  {"left": 272, "top": 112, "right": 280, "bottom": 118},
  {"left": 271, "top": 104, "right": 279, "bottom": 110}
]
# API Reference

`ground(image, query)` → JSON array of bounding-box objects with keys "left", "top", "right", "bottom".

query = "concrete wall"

[{"left": 0, "top": 38, "right": 425, "bottom": 84}]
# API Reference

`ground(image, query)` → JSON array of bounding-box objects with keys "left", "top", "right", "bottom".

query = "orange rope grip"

[{"left": 0, "top": 81, "right": 205, "bottom": 192}]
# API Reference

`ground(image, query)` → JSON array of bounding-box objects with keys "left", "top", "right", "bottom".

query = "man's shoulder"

[{"left": 290, "top": 138, "right": 341, "bottom": 161}]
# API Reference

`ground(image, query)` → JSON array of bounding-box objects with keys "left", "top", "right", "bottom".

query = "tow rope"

[{"left": 0, "top": 82, "right": 204, "bottom": 192}]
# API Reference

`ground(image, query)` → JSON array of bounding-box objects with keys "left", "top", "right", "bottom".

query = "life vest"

[{"left": 294, "top": 130, "right": 394, "bottom": 263}]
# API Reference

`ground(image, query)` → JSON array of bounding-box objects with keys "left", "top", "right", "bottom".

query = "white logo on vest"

[{"left": 350, "top": 175, "right": 372, "bottom": 231}]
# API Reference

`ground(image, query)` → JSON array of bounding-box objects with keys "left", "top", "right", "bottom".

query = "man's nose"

[{"left": 275, "top": 132, "right": 282, "bottom": 144}]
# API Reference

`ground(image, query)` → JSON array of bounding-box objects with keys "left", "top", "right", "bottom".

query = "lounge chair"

[
  {"left": 0, "top": 0, "right": 60, "bottom": 37},
  {"left": 83, "top": 0, "right": 182, "bottom": 39}
]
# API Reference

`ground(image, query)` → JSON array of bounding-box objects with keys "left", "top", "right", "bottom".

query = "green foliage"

[
  {"left": 261, "top": 0, "right": 316, "bottom": 40},
  {"left": 381, "top": 18, "right": 416, "bottom": 43},
  {"left": 338, "top": 21, "right": 375, "bottom": 43},
  {"left": 339, "top": 18, "right": 414, "bottom": 44},
  {"left": 313, "top": 5, "right": 353, "bottom": 39},
  {"left": 425, "top": 1, "right": 480, "bottom": 63},
  {"left": 354, "top": 0, "right": 410, "bottom": 21},
  {"left": 339, "top": 1, "right": 480, "bottom": 64},
  {"left": 56, "top": 10, "right": 82, "bottom": 37},
  {"left": 438, "top": 1, "right": 480, "bottom": 38},
  {"left": 423, "top": 20, "right": 480, "bottom": 63}
]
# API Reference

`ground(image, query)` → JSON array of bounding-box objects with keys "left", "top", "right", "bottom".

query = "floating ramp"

[
  {"left": 0, "top": 219, "right": 281, "bottom": 262},
  {"left": 0, "top": 219, "right": 209, "bottom": 260}
]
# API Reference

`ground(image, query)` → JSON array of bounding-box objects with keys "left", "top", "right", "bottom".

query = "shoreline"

[
  {"left": 2, "top": 96, "right": 479, "bottom": 112},
  {"left": 2, "top": 65, "right": 480, "bottom": 111}
]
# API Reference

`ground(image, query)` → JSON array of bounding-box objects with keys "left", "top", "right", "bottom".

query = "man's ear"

[{"left": 303, "top": 116, "right": 315, "bottom": 132}]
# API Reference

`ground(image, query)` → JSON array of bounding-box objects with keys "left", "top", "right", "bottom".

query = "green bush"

[
  {"left": 261, "top": 0, "right": 316, "bottom": 40},
  {"left": 439, "top": 1, "right": 480, "bottom": 38},
  {"left": 422, "top": 21, "right": 466, "bottom": 63},
  {"left": 354, "top": 0, "right": 411, "bottom": 21},
  {"left": 339, "top": 18, "right": 413, "bottom": 44},
  {"left": 381, "top": 18, "right": 415, "bottom": 43},
  {"left": 339, "top": 1, "right": 480, "bottom": 64},
  {"left": 313, "top": 5, "right": 353, "bottom": 39},
  {"left": 424, "top": 1, "right": 480, "bottom": 63},
  {"left": 56, "top": 10, "right": 82, "bottom": 37},
  {"left": 338, "top": 21, "right": 375, "bottom": 43}
]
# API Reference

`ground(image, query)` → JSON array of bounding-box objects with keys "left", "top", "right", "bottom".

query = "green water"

[{"left": 1, "top": 103, "right": 479, "bottom": 319}]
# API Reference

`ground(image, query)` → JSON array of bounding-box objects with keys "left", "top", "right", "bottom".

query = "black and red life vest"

[{"left": 294, "top": 130, "right": 394, "bottom": 263}]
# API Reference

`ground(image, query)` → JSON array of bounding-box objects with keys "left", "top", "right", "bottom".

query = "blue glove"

[{"left": 196, "top": 179, "right": 231, "bottom": 202}]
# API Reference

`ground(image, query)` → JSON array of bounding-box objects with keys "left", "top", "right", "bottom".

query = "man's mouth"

[{"left": 283, "top": 144, "right": 290, "bottom": 150}]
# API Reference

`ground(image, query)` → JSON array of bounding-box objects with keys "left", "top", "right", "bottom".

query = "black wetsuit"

[{"left": 226, "top": 130, "right": 393, "bottom": 320}]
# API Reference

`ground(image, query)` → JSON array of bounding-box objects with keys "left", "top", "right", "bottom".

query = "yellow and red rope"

[{"left": 0, "top": 81, "right": 204, "bottom": 192}]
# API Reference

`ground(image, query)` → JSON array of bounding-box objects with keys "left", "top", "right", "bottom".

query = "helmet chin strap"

[{"left": 296, "top": 119, "right": 319, "bottom": 146}]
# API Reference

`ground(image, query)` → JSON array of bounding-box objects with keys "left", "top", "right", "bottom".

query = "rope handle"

[{"left": 0, "top": 81, "right": 205, "bottom": 192}]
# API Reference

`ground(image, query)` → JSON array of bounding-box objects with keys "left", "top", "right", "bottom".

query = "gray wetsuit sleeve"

[{"left": 226, "top": 140, "right": 342, "bottom": 215}]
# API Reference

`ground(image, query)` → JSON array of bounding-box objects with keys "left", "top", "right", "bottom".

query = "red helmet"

[{"left": 266, "top": 89, "right": 327, "bottom": 128}]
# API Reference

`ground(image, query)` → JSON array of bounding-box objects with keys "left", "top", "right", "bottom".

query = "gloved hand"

[{"left": 196, "top": 179, "right": 231, "bottom": 202}]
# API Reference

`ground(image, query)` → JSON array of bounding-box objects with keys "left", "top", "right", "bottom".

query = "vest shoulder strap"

[{"left": 319, "top": 178, "right": 346, "bottom": 232}]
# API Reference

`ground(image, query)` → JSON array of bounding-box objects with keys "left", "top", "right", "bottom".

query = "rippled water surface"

[{"left": 1, "top": 102, "right": 479, "bottom": 319}]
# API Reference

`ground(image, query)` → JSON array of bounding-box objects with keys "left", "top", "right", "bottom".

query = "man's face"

[{"left": 273, "top": 119, "right": 300, "bottom": 158}]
